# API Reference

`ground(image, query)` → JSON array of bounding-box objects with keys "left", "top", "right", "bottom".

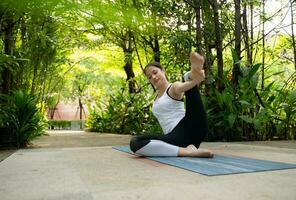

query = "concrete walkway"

[{"left": 0, "top": 131, "right": 296, "bottom": 200}]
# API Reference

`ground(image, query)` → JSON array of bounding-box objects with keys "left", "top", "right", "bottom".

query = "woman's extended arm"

[{"left": 169, "top": 70, "right": 205, "bottom": 99}]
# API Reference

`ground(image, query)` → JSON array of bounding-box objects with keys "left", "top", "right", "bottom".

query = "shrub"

[
  {"left": 48, "top": 120, "right": 71, "bottom": 129},
  {"left": 0, "top": 90, "right": 47, "bottom": 147},
  {"left": 86, "top": 81, "right": 162, "bottom": 135},
  {"left": 204, "top": 65, "right": 296, "bottom": 141}
]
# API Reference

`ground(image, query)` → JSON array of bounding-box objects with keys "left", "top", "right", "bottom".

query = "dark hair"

[
  {"left": 144, "top": 61, "right": 164, "bottom": 75},
  {"left": 144, "top": 61, "right": 169, "bottom": 80}
]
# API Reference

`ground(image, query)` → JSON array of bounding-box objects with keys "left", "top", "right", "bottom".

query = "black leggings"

[{"left": 130, "top": 86, "right": 208, "bottom": 152}]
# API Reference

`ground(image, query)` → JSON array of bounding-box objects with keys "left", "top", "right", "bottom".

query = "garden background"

[{"left": 0, "top": 0, "right": 295, "bottom": 148}]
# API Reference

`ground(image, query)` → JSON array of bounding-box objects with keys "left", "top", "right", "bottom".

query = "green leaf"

[
  {"left": 267, "top": 95, "right": 276, "bottom": 103},
  {"left": 248, "top": 63, "right": 261, "bottom": 79},
  {"left": 281, "top": 103, "right": 289, "bottom": 114},
  {"left": 288, "top": 90, "right": 296, "bottom": 103},
  {"left": 227, "top": 113, "right": 236, "bottom": 128},
  {"left": 264, "top": 81, "right": 275, "bottom": 92},
  {"left": 239, "top": 115, "right": 253, "bottom": 124},
  {"left": 239, "top": 100, "right": 251, "bottom": 106},
  {"left": 253, "top": 118, "right": 262, "bottom": 130},
  {"left": 265, "top": 71, "right": 285, "bottom": 80}
]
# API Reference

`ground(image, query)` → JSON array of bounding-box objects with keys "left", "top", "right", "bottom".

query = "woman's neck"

[{"left": 157, "top": 81, "right": 170, "bottom": 94}]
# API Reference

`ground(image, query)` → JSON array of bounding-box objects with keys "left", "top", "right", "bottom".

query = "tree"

[
  {"left": 249, "top": 0, "right": 254, "bottom": 65},
  {"left": 139, "top": 0, "right": 163, "bottom": 63},
  {"left": 290, "top": 0, "right": 296, "bottom": 70},
  {"left": 232, "top": 0, "right": 242, "bottom": 87},
  {"left": 70, "top": 62, "right": 97, "bottom": 128},
  {"left": 261, "top": 0, "right": 265, "bottom": 89},
  {"left": 242, "top": 1, "right": 251, "bottom": 67},
  {"left": 0, "top": 0, "right": 72, "bottom": 96},
  {"left": 194, "top": 0, "right": 203, "bottom": 53},
  {"left": 210, "top": 0, "right": 224, "bottom": 91},
  {"left": 77, "top": 0, "right": 141, "bottom": 93},
  {"left": 0, "top": 4, "right": 18, "bottom": 94},
  {"left": 201, "top": 0, "right": 215, "bottom": 94}
]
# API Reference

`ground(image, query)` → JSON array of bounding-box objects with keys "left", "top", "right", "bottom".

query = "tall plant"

[
  {"left": 0, "top": 90, "right": 46, "bottom": 147},
  {"left": 204, "top": 62, "right": 295, "bottom": 142}
]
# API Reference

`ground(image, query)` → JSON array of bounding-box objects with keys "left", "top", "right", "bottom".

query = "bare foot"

[
  {"left": 190, "top": 52, "right": 204, "bottom": 71},
  {"left": 189, "top": 52, "right": 205, "bottom": 83},
  {"left": 179, "top": 144, "right": 214, "bottom": 158}
]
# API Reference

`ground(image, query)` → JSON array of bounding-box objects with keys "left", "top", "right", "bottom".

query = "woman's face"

[{"left": 145, "top": 66, "right": 167, "bottom": 88}]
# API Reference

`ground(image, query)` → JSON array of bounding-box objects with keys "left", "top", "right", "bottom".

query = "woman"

[{"left": 129, "top": 52, "right": 213, "bottom": 157}]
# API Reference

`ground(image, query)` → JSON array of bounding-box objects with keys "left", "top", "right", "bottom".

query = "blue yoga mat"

[{"left": 113, "top": 145, "right": 296, "bottom": 176}]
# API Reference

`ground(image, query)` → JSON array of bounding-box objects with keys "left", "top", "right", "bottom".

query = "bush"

[
  {"left": 87, "top": 66, "right": 295, "bottom": 141},
  {"left": 86, "top": 81, "right": 162, "bottom": 135},
  {"left": 204, "top": 65, "right": 296, "bottom": 141},
  {"left": 48, "top": 120, "right": 85, "bottom": 130},
  {"left": 0, "top": 90, "right": 47, "bottom": 148},
  {"left": 48, "top": 120, "right": 71, "bottom": 129}
]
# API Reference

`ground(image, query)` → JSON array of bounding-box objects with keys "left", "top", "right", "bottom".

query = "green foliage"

[
  {"left": 0, "top": 90, "right": 47, "bottom": 147},
  {"left": 271, "top": 73, "right": 296, "bottom": 139},
  {"left": 1, "top": 0, "right": 294, "bottom": 143},
  {"left": 204, "top": 64, "right": 296, "bottom": 141},
  {"left": 48, "top": 120, "right": 71, "bottom": 129},
  {"left": 46, "top": 93, "right": 60, "bottom": 109},
  {"left": 0, "top": 54, "right": 29, "bottom": 89},
  {"left": 86, "top": 79, "right": 162, "bottom": 135}
]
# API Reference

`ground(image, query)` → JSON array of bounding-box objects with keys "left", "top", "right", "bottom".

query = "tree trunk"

[
  {"left": 1, "top": 18, "right": 15, "bottom": 94},
  {"left": 39, "top": 66, "right": 48, "bottom": 112},
  {"left": 78, "top": 97, "right": 83, "bottom": 129},
  {"left": 210, "top": 0, "right": 224, "bottom": 91},
  {"left": 187, "top": 8, "right": 193, "bottom": 58},
  {"left": 142, "top": 35, "right": 160, "bottom": 63},
  {"left": 250, "top": 1, "right": 254, "bottom": 65},
  {"left": 290, "top": 0, "right": 296, "bottom": 70},
  {"left": 123, "top": 60, "right": 136, "bottom": 93},
  {"left": 232, "top": 0, "right": 241, "bottom": 87},
  {"left": 123, "top": 31, "right": 136, "bottom": 93},
  {"left": 261, "top": 0, "right": 265, "bottom": 89},
  {"left": 152, "top": 11, "right": 160, "bottom": 62},
  {"left": 49, "top": 100, "right": 59, "bottom": 129},
  {"left": 194, "top": 0, "right": 203, "bottom": 53},
  {"left": 3, "top": 20, "right": 14, "bottom": 53},
  {"left": 202, "top": 0, "right": 214, "bottom": 95},
  {"left": 243, "top": 2, "right": 251, "bottom": 67},
  {"left": 30, "top": 62, "right": 39, "bottom": 95},
  {"left": 153, "top": 35, "right": 160, "bottom": 62}
]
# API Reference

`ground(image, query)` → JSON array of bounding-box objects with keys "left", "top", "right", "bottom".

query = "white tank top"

[{"left": 152, "top": 84, "right": 185, "bottom": 134}]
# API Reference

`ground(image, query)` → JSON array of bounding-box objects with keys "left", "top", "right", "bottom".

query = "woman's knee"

[{"left": 129, "top": 136, "right": 150, "bottom": 153}]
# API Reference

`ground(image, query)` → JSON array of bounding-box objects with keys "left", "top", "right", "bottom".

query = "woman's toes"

[{"left": 190, "top": 52, "right": 204, "bottom": 71}]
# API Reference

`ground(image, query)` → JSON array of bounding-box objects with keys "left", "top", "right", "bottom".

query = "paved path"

[{"left": 0, "top": 131, "right": 296, "bottom": 200}]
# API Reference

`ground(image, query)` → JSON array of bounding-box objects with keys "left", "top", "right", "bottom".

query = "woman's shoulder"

[{"left": 167, "top": 82, "right": 183, "bottom": 101}]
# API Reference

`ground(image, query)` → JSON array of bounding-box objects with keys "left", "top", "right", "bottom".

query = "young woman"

[{"left": 129, "top": 52, "right": 213, "bottom": 157}]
